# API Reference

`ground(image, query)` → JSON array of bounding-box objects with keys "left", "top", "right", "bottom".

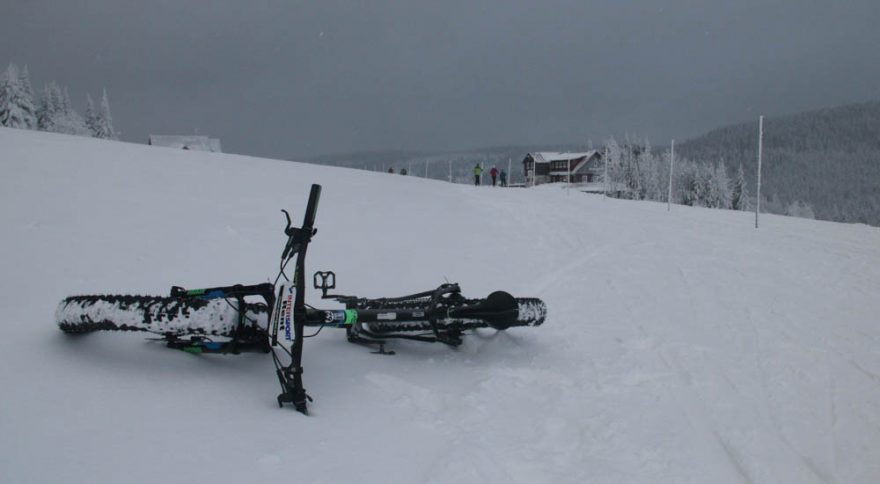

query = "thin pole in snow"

[
  {"left": 529, "top": 157, "right": 534, "bottom": 187},
  {"left": 425, "top": 160, "right": 429, "bottom": 178},
  {"left": 667, "top": 139, "right": 675, "bottom": 211},
  {"left": 756, "top": 115, "right": 764, "bottom": 229},
  {"left": 448, "top": 160, "right": 452, "bottom": 183},
  {"left": 508, "top": 158, "right": 512, "bottom": 187},
  {"left": 603, "top": 146, "right": 608, "bottom": 200}
]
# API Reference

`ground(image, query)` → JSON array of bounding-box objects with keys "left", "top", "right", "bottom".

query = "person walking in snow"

[
  {"left": 490, "top": 166, "right": 499, "bottom": 186},
  {"left": 500, "top": 170, "right": 507, "bottom": 187},
  {"left": 473, "top": 164, "right": 482, "bottom": 186}
]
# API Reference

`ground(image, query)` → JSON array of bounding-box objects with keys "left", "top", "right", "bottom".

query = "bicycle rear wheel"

[{"left": 56, "top": 294, "right": 269, "bottom": 337}]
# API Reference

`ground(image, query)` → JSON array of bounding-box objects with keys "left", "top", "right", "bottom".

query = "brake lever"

[
  {"left": 281, "top": 209, "right": 294, "bottom": 235},
  {"left": 280, "top": 209, "right": 296, "bottom": 260},
  {"left": 279, "top": 208, "right": 317, "bottom": 261}
]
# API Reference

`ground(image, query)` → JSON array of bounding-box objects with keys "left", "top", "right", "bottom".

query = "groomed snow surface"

[{"left": 1, "top": 127, "right": 879, "bottom": 483}]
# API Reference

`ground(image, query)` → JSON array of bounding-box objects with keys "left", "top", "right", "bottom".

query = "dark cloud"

[{"left": 3, "top": 0, "right": 879, "bottom": 158}]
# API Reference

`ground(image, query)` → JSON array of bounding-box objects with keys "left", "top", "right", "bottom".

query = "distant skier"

[
  {"left": 500, "top": 170, "right": 507, "bottom": 187},
  {"left": 490, "top": 166, "right": 499, "bottom": 186},
  {"left": 473, "top": 164, "right": 482, "bottom": 186}
]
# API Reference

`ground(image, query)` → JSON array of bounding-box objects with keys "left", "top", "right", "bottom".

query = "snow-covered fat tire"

[
  {"left": 363, "top": 298, "right": 547, "bottom": 334},
  {"left": 514, "top": 298, "right": 547, "bottom": 327},
  {"left": 56, "top": 295, "right": 269, "bottom": 337}
]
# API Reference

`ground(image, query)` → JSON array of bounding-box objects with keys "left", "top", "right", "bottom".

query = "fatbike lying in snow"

[{"left": 56, "top": 184, "right": 547, "bottom": 414}]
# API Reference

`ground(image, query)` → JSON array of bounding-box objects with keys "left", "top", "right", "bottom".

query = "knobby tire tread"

[
  {"left": 363, "top": 298, "right": 547, "bottom": 334},
  {"left": 56, "top": 294, "right": 269, "bottom": 337}
]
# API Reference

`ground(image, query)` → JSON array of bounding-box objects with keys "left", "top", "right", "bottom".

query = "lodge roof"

[{"left": 529, "top": 151, "right": 600, "bottom": 164}]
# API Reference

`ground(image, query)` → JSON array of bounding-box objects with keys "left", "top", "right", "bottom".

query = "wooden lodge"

[{"left": 522, "top": 151, "right": 603, "bottom": 186}]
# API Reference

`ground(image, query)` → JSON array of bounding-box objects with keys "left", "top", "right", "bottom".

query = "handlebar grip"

[{"left": 301, "top": 184, "right": 322, "bottom": 230}]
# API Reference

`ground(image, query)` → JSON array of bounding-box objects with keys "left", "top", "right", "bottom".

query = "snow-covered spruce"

[{"left": 56, "top": 295, "right": 269, "bottom": 337}]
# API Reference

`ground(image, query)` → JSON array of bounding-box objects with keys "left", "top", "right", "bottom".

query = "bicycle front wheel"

[{"left": 339, "top": 292, "right": 547, "bottom": 334}]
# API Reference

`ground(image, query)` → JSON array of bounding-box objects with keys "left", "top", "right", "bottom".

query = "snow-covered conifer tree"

[
  {"left": 85, "top": 94, "right": 99, "bottom": 136},
  {"left": 17, "top": 66, "right": 38, "bottom": 129},
  {"left": 677, "top": 160, "right": 697, "bottom": 206},
  {"left": 710, "top": 161, "right": 732, "bottom": 209},
  {"left": 94, "top": 89, "right": 118, "bottom": 139},
  {"left": 731, "top": 163, "right": 750, "bottom": 211},
  {"left": 37, "top": 83, "right": 63, "bottom": 131},
  {"left": 0, "top": 63, "right": 38, "bottom": 129},
  {"left": 691, "top": 163, "right": 712, "bottom": 207},
  {"left": 603, "top": 137, "right": 623, "bottom": 186},
  {"left": 41, "top": 86, "right": 90, "bottom": 136},
  {"left": 61, "top": 88, "right": 74, "bottom": 114},
  {"left": 638, "top": 140, "right": 664, "bottom": 201}
]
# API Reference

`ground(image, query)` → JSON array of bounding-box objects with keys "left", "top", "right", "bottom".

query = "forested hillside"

[
  {"left": 299, "top": 101, "right": 880, "bottom": 225},
  {"left": 676, "top": 101, "right": 880, "bottom": 225}
]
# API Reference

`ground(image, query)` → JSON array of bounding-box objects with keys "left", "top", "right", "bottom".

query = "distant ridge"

[
  {"left": 296, "top": 101, "right": 880, "bottom": 225},
  {"left": 676, "top": 100, "right": 880, "bottom": 225}
]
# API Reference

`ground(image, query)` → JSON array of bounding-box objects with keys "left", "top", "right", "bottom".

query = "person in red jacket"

[{"left": 490, "top": 165, "right": 499, "bottom": 186}]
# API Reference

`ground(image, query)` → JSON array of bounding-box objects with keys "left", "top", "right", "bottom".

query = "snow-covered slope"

[{"left": 2, "top": 127, "right": 879, "bottom": 483}]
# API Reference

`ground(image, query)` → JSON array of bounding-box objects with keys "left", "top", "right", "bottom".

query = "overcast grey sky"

[{"left": 3, "top": 0, "right": 879, "bottom": 158}]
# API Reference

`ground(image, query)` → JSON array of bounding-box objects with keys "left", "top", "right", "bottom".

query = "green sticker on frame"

[{"left": 344, "top": 310, "right": 358, "bottom": 325}]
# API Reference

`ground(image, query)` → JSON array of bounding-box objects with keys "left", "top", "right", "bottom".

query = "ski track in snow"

[{"left": 2, "top": 128, "right": 880, "bottom": 483}]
